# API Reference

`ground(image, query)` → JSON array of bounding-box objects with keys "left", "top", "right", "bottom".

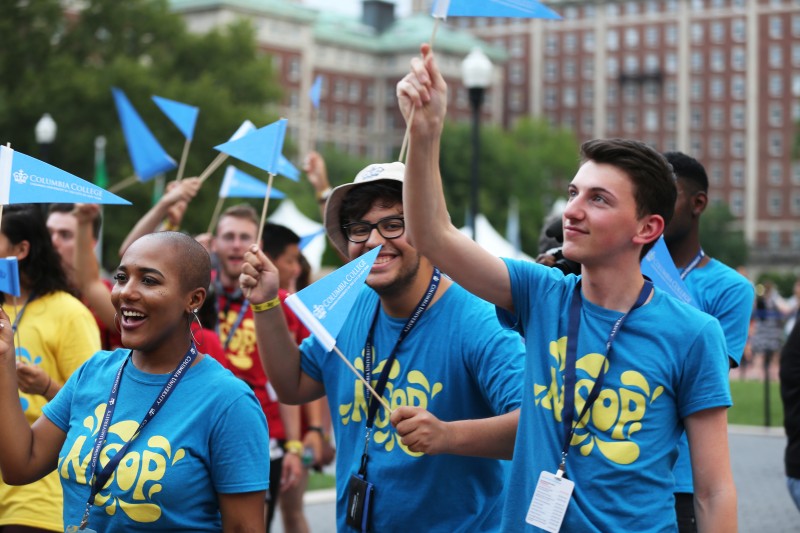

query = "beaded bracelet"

[{"left": 250, "top": 296, "right": 281, "bottom": 313}]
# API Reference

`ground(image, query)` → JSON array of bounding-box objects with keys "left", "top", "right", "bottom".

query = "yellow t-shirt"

[{"left": 0, "top": 291, "right": 100, "bottom": 531}]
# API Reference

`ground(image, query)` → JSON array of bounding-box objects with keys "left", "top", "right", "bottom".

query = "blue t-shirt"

[
  {"left": 43, "top": 350, "right": 270, "bottom": 532},
  {"left": 499, "top": 260, "right": 731, "bottom": 532},
  {"left": 300, "top": 282, "right": 524, "bottom": 532},
  {"left": 672, "top": 258, "right": 754, "bottom": 493}
]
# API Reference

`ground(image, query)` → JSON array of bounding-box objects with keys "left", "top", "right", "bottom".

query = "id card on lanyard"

[
  {"left": 526, "top": 279, "right": 652, "bottom": 532},
  {"left": 66, "top": 344, "right": 198, "bottom": 532}
]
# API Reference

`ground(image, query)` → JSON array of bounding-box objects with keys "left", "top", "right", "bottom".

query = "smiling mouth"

[{"left": 120, "top": 309, "right": 147, "bottom": 327}]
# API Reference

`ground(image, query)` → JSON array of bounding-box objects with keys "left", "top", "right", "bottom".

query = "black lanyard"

[
  {"left": 11, "top": 293, "right": 35, "bottom": 334},
  {"left": 358, "top": 268, "right": 441, "bottom": 477},
  {"left": 559, "top": 279, "right": 652, "bottom": 473},
  {"left": 215, "top": 279, "right": 249, "bottom": 350},
  {"left": 78, "top": 344, "right": 198, "bottom": 530},
  {"left": 679, "top": 248, "right": 705, "bottom": 280}
]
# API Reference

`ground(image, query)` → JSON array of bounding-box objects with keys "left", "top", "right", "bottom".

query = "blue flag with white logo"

[
  {"left": 214, "top": 118, "right": 287, "bottom": 175},
  {"left": 112, "top": 88, "right": 177, "bottom": 181},
  {"left": 277, "top": 154, "right": 300, "bottom": 182},
  {"left": 285, "top": 246, "right": 381, "bottom": 351},
  {"left": 309, "top": 75, "right": 323, "bottom": 109},
  {"left": 0, "top": 257, "right": 20, "bottom": 297},
  {"left": 0, "top": 146, "right": 131, "bottom": 206},
  {"left": 152, "top": 95, "right": 200, "bottom": 140},
  {"left": 219, "top": 166, "right": 286, "bottom": 200},
  {"left": 432, "top": 0, "right": 561, "bottom": 19},
  {"left": 640, "top": 236, "right": 695, "bottom": 307}
]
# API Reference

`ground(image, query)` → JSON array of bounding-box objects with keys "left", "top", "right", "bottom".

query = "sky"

[{"left": 301, "top": 0, "right": 414, "bottom": 18}]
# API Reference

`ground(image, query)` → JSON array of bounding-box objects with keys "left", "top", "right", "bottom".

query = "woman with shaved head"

[{"left": 0, "top": 232, "right": 270, "bottom": 532}]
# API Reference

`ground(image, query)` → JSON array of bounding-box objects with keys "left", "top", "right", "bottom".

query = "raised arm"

[
  {"left": 119, "top": 177, "right": 202, "bottom": 256},
  {"left": 0, "top": 308, "right": 66, "bottom": 485},
  {"left": 239, "top": 245, "right": 325, "bottom": 404},
  {"left": 73, "top": 203, "right": 116, "bottom": 330},
  {"left": 398, "top": 44, "right": 513, "bottom": 311}
]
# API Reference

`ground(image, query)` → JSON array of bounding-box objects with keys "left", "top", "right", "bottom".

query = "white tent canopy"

[
  {"left": 459, "top": 214, "right": 534, "bottom": 262},
  {"left": 267, "top": 199, "right": 326, "bottom": 274}
]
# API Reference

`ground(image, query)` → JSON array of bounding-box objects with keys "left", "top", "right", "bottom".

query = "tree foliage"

[
  {"left": 0, "top": 0, "right": 281, "bottom": 268},
  {"left": 699, "top": 203, "right": 749, "bottom": 268},
  {"left": 439, "top": 117, "right": 579, "bottom": 256}
]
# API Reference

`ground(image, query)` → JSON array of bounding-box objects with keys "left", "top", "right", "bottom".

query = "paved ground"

[{"left": 273, "top": 426, "right": 798, "bottom": 532}]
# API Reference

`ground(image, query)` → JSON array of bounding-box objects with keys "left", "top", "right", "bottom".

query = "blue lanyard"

[
  {"left": 559, "top": 279, "right": 652, "bottom": 473},
  {"left": 358, "top": 268, "right": 441, "bottom": 477},
  {"left": 679, "top": 248, "right": 705, "bottom": 280},
  {"left": 78, "top": 344, "right": 198, "bottom": 530}
]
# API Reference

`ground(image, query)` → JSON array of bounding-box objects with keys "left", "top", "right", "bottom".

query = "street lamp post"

[
  {"left": 461, "top": 47, "right": 492, "bottom": 242},
  {"left": 35, "top": 113, "right": 57, "bottom": 162}
]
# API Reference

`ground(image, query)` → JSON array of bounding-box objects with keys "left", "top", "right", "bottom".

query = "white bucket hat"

[{"left": 324, "top": 162, "right": 405, "bottom": 257}]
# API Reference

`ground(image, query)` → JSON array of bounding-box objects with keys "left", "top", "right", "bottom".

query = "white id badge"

[{"left": 525, "top": 471, "right": 574, "bottom": 532}]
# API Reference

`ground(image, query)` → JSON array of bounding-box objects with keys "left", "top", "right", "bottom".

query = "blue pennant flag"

[
  {"left": 277, "top": 154, "right": 300, "bottom": 182},
  {"left": 309, "top": 75, "right": 322, "bottom": 109},
  {"left": 0, "top": 257, "right": 20, "bottom": 297},
  {"left": 219, "top": 166, "right": 285, "bottom": 200},
  {"left": 285, "top": 246, "right": 381, "bottom": 351},
  {"left": 299, "top": 228, "right": 325, "bottom": 251},
  {"left": 112, "top": 88, "right": 177, "bottom": 181},
  {"left": 214, "top": 118, "right": 287, "bottom": 175},
  {"left": 432, "top": 0, "right": 561, "bottom": 19},
  {"left": 152, "top": 95, "right": 200, "bottom": 141},
  {"left": 0, "top": 146, "right": 131, "bottom": 206},
  {"left": 640, "top": 236, "right": 696, "bottom": 307}
]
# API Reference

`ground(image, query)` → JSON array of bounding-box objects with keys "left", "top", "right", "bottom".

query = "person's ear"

[
  {"left": 11, "top": 240, "right": 30, "bottom": 261},
  {"left": 186, "top": 287, "right": 206, "bottom": 315},
  {"left": 634, "top": 214, "right": 665, "bottom": 247},
  {"left": 691, "top": 190, "right": 708, "bottom": 217}
]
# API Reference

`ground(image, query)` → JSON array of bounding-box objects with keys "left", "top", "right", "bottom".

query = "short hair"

[
  {"left": 48, "top": 203, "right": 103, "bottom": 240},
  {"left": 663, "top": 151, "right": 709, "bottom": 195},
  {"left": 580, "top": 139, "right": 676, "bottom": 256},
  {"left": 134, "top": 232, "right": 211, "bottom": 294},
  {"left": 1, "top": 204, "right": 72, "bottom": 301},
  {"left": 216, "top": 203, "right": 259, "bottom": 234},
  {"left": 261, "top": 222, "right": 300, "bottom": 260},
  {"left": 338, "top": 181, "right": 403, "bottom": 228}
]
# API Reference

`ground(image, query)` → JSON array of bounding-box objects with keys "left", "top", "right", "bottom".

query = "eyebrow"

[{"left": 117, "top": 265, "right": 166, "bottom": 278}]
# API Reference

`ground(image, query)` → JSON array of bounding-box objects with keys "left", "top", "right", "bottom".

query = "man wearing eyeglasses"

[{"left": 241, "top": 161, "right": 525, "bottom": 532}]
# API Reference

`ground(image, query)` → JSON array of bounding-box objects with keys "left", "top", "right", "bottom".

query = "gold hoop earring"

[{"left": 190, "top": 309, "right": 204, "bottom": 347}]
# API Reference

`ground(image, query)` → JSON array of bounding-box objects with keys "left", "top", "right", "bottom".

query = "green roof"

[{"left": 170, "top": 1, "right": 506, "bottom": 61}]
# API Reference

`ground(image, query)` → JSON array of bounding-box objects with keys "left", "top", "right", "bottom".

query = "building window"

[
  {"left": 768, "top": 192, "right": 783, "bottom": 216},
  {"left": 692, "top": 0, "right": 705, "bottom": 10},
  {"left": 607, "top": 56, "right": 619, "bottom": 77},
  {"left": 731, "top": 162, "right": 745, "bottom": 186},
  {"left": 731, "top": 104, "right": 745, "bottom": 128},
  {"left": 769, "top": 102, "right": 783, "bottom": 126},
  {"left": 665, "top": 24, "right": 678, "bottom": 45},
  {"left": 646, "top": 0, "right": 660, "bottom": 14},
  {"left": 792, "top": 192, "right": 800, "bottom": 215},
  {"left": 731, "top": 18, "right": 745, "bottom": 42},
  {"left": 710, "top": 164, "right": 724, "bottom": 186},
  {"left": 562, "top": 112, "right": 576, "bottom": 130},
  {"left": 711, "top": 21, "right": 725, "bottom": 42},
  {"left": 691, "top": 22, "right": 704, "bottom": 44},
  {"left": 710, "top": 77, "right": 725, "bottom": 100},
  {"left": 731, "top": 76, "right": 745, "bottom": 99},
  {"left": 625, "top": 28, "right": 639, "bottom": 48},
  {"left": 769, "top": 74, "right": 784, "bottom": 97},
  {"left": 769, "top": 45, "right": 783, "bottom": 69},
  {"left": 691, "top": 107, "right": 704, "bottom": 129},
  {"left": 349, "top": 110, "right": 361, "bottom": 127},
  {"left": 690, "top": 136, "right": 703, "bottom": 156},
  {"left": 794, "top": 14, "right": 800, "bottom": 37},
  {"left": 583, "top": 31, "right": 596, "bottom": 52},
  {"left": 665, "top": 53, "right": 677, "bottom": 73},
  {"left": 545, "top": 87, "right": 557, "bottom": 108},
  {"left": 710, "top": 49, "right": 725, "bottom": 71},
  {"left": 644, "top": 82, "right": 660, "bottom": 103},
  {"left": 665, "top": 80, "right": 677, "bottom": 101},
  {"left": 624, "top": 109, "right": 638, "bottom": 131},
  {"left": 510, "top": 61, "right": 526, "bottom": 84},
  {"left": 349, "top": 81, "right": 361, "bottom": 103},
  {"left": 546, "top": 34, "right": 558, "bottom": 55},
  {"left": 563, "top": 86, "right": 577, "bottom": 107},
  {"left": 607, "top": 30, "right": 619, "bottom": 51},
  {"left": 691, "top": 79, "right": 704, "bottom": 101},
  {"left": 666, "top": 0, "right": 679, "bottom": 12},
  {"left": 624, "top": 55, "right": 639, "bottom": 73},
  {"left": 730, "top": 191, "right": 744, "bottom": 216},
  {"left": 793, "top": 162, "right": 800, "bottom": 185},
  {"left": 545, "top": 60, "right": 558, "bottom": 81},
  {"left": 334, "top": 79, "right": 346, "bottom": 101},
  {"left": 288, "top": 57, "right": 300, "bottom": 81},
  {"left": 710, "top": 135, "right": 724, "bottom": 157},
  {"left": 582, "top": 113, "right": 594, "bottom": 135},
  {"left": 607, "top": 83, "right": 618, "bottom": 104},
  {"left": 710, "top": 106, "right": 724, "bottom": 128},
  {"left": 624, "top": 84, "right": 639, "bottom": 104},
  {"left": 769, "top": 162, "right": 783, "bottom": 185},
  {"left": 645, "top": 54, "right": 659, "bottom": 72},
  {"left": 769, "top": 16, "right": 783, "bottom": 39},
  {"left": 607, "top": 112, "right": 618, "bottom": 132},
  {"left": 644, "top": 108, "right": 659, "bottom": 131},
  {"left": 768, "top": 230, "right": 781, "bottom": 250},
  {"left": 731, "top": 47, "right": 745, "bottom": 70},
  {"left": 793, "top": 43, "right": 800, "bottom": 66},
  {"left": 563, "top": 60, "right": 576, "bottom": 80},
  {"left": 510, "top": 89, "right": 524, "bottom": 111},
  {"left": 510, "top": 36, "right": 524, "bottom": 57},
  {"left": 607, "top": 3, "right": 620, "bottom": 16},
  {"left": 769, "top": 133, "right": 783, "bottom": 156},
  {"left": 691, "top": 51, "right": 704, "bottom": 72},
  {"left": 731, "top": 134, "right": 745, "bottom": 157},
  {"left": 565, "top": 33, "right": 578, "bottom": 54},
  {"left": 582, "top": 85, "right": 595, "bottom": 106},
  {"left": 625, "top": 1, "right": 640, "bottom": 15},
  {"left": 583, "top": 59, "right": 595, "bottom": 80},
  {"left": 645, "top": 27, "right": 659, "bottom": 48},
  {"left": 664, "top": 108, "right": 677, "bottom": 130}
]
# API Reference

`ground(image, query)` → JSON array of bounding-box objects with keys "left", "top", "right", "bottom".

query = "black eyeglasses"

[{"left": 342, "top": 216, "right": 405, "bottom": 243}]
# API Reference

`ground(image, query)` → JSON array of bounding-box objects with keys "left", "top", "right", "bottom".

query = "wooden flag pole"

[
  {"left": 108, "top": 174, "right": 138, "bottom": 194},
  {"left": 198, "top": 153, "right": 228, "bottom": 184},
  {"left": 207, "top": 196, "right": 225, "bottom": 235},
  {"left": 397, "top": 18, "right": 441, "bottom": 163},
  {"left": 332, "top": 345, "right": 393, "bottom": 415},
  {"left": 255, "top": 173, "right": 275, "bottom": 247},
  {"left": 175, "top": 138, "right": 192, "bottom": 182}
]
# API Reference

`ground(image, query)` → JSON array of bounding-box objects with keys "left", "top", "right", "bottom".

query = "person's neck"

[
  {"left": 378, "top": 266, "right": 451, "bottom": 318},
  {"left": 580, "top": 261, "right": 650, "bottom": 313},
  {"left": 666, "top": 232, "right": 704, "bottom": 269},
  {"left": 131, "top": 334, "right": 201, "bottom": 374}
]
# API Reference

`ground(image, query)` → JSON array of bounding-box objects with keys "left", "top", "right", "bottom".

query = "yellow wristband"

[
  {"left": 284, "top": 440, "right": 304, "bottom": 455},
  {"left": 250, "top": 296, "right": 281, "bottom": 313}
]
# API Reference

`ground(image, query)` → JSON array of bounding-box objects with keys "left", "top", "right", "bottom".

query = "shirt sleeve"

[
  {"left": 209, "top": 391, "right": 271, "bottom": 494},
  {"left": 677, "top": 318, "right": 732, "bottom": 419}
]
